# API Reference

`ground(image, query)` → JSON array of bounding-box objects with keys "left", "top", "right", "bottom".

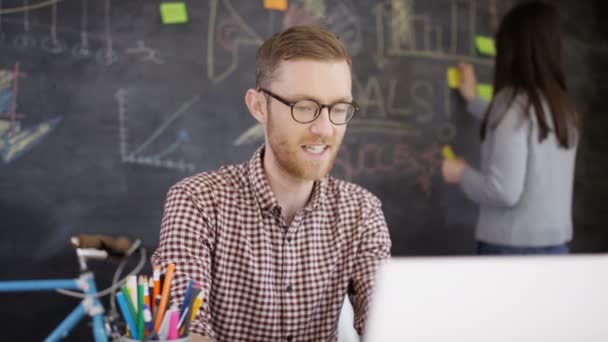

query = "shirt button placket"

[
  {"left": 284, "top": 224, "right": 297, "bottom": 339},
  {"left": 284, "top": 237, "right": 295, "bottom": 294}
]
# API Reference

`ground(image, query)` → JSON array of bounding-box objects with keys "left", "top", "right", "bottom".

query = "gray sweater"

[{"left": 461, "top": 90, "right": 577, "bottom": 247}]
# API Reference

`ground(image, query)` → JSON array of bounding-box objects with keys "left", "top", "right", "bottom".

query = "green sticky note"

[
  {"left": 160, "top": 2, "right": 188, "bottom": 24},
  {"left": 447, "top": 67, "right": 461, "bottom": 89},
  {"left": 475, "top": 36, "right": 496, "bottom": 56},
  {"left": 476, "top": 84, "right": 494, "bottom": 102}
]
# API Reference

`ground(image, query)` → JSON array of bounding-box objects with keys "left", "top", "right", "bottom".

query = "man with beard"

[{"left": 151, "top": 25, "right": 391, "bottom": 342}]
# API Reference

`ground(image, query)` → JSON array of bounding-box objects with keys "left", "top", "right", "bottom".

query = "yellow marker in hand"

[
  {"left": 447, "top": 67, "right": 461, "bottom": 89},
  {"left": 442, "top": 145, "right": 455, "bottom": 161}
]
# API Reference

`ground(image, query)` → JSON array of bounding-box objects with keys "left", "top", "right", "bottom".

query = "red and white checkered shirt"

[{"left": 151, "top": 146, "right": 391, "bottom": 342}]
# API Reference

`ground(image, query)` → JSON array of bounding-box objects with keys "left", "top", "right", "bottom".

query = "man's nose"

[{"left": 310, "top": 107, "right": 333, "bottom": 137}]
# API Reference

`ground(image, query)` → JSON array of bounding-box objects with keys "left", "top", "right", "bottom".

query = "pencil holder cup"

[{"left": 120, "top": 336, "right": 189, "bottom": 342}]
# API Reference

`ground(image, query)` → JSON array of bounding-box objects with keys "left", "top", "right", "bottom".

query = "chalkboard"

[{"left": 0, "top": 0, "right": 606, "bottom": 340}]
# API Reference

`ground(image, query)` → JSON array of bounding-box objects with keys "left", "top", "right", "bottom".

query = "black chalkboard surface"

[{"left": 0, "top": 0, "right": 606, "bottom": 340}]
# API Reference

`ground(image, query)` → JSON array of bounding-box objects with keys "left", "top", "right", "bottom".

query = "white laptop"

[{"left": 365, "top": 255, "right": 608, "bottom": 342}]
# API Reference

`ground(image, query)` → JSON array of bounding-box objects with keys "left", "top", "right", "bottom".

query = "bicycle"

[{"left": 0, "top": 234, "right": 147, "bottom": 342}]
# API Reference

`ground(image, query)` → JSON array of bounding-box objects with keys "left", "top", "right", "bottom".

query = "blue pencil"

[
  {"left": 116, "top": 292, "right": 139, "bottom": 340},
  {"left": 179, "top": 280, "right": 194, "bottom": 319}
]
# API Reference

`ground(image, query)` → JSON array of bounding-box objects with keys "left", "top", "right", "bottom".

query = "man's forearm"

[{"left": 190, "top": 332, "right": 213, "bottom": 342}]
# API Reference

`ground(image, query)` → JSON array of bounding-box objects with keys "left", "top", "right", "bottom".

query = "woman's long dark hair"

[{"left": 481, "top": 1, "right": 580, "bottom": 148}]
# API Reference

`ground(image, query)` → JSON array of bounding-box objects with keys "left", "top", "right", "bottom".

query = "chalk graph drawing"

[
  {"left": 0, "top": 63, "right": 61, "bottom": 163},
  {"left": 116, "top": 88, "right": 198, "bottom": 173},
  {"left": 378, "top": 0, "right": 493, "bottom": 64}
]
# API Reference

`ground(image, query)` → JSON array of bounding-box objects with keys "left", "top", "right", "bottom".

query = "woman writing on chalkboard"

[{"left": 441, "top": 1, "right": 581, "bottom": 255}]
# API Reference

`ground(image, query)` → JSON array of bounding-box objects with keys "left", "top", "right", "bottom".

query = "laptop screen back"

[{"left": 365, "top": 256, "right": 608, "bottom": 342}]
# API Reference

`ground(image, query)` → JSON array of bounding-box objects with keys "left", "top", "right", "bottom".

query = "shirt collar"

[
  {"left": 247, "top": 145, "right": 327, "bottom": 215},
  {"left": 305, "top": 176, "right": 327, "bottom": 212}
]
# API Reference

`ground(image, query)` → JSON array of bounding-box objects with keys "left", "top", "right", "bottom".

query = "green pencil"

[{"left": 138, "top": 277, "right": 145, "bottom": 340}]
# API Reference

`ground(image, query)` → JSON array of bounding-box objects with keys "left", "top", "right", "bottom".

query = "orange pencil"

[
  {"left": 152, "top": 266, "right": 161, "bottom": 316},
  {"left": 153, "top": 263, "right": 175, "bottom": 332},
  {"left": 143, "top": 276, "right": 150, "bottom": 307}
]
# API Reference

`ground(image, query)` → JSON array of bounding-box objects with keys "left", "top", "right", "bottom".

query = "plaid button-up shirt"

[{"left": 151, "top": 146, "right": 391, "bottom": 342}]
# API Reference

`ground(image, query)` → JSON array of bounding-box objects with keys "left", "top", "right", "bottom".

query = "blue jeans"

[{"left": 477, "top": 241, "right": 570, "bottom": 255}]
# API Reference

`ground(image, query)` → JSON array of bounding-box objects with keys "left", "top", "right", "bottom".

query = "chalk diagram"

[
  {"left": 1, "top": 0, "right": 192, "bottom": 170},
  {"left": 0, "top": 62, "right": 61, "bottom": 163}
]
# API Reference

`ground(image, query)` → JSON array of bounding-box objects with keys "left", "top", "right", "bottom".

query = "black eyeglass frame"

[{"left": 258, "top": 87, "right": 359, "bottom": 125}]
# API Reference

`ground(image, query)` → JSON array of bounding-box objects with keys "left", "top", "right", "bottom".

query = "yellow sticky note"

[
  {"left": 160, "top": 2, "right": 188, "bottom": 24},
  {"left": 442, "top": 145, "right": 455, "bottom": 161},
  {"left": 475, "top": 36, "right": 496, "bottom": 56},
  {"left": 447, "top": 67, "right": 461, "bottom": 89},
  {"left": 476, "top": 84, "right": 494, "bottom": 102},
  {"left": 264, "top": 0, "right": 288, "bottom": 11}
]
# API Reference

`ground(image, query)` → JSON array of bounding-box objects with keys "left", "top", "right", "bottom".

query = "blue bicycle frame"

[{"left": 0, "top": 269, "right": 109, "bottom": 342}]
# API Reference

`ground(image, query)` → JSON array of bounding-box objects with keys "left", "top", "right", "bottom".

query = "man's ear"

[{"left": 245, "top": 88, "right": 267, "bottom": 124}]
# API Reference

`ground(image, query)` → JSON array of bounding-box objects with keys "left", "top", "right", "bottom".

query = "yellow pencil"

[
  {"left": 442, "top": 145, "right": 455, "bottom": 161},
  {"left": 190, "top": 290, "right": 205, "bottom": 323}
]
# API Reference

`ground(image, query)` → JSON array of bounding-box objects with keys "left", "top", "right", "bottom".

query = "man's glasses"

[{"left": 258, "top": 88, "right": 358, "bottom": 125}]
